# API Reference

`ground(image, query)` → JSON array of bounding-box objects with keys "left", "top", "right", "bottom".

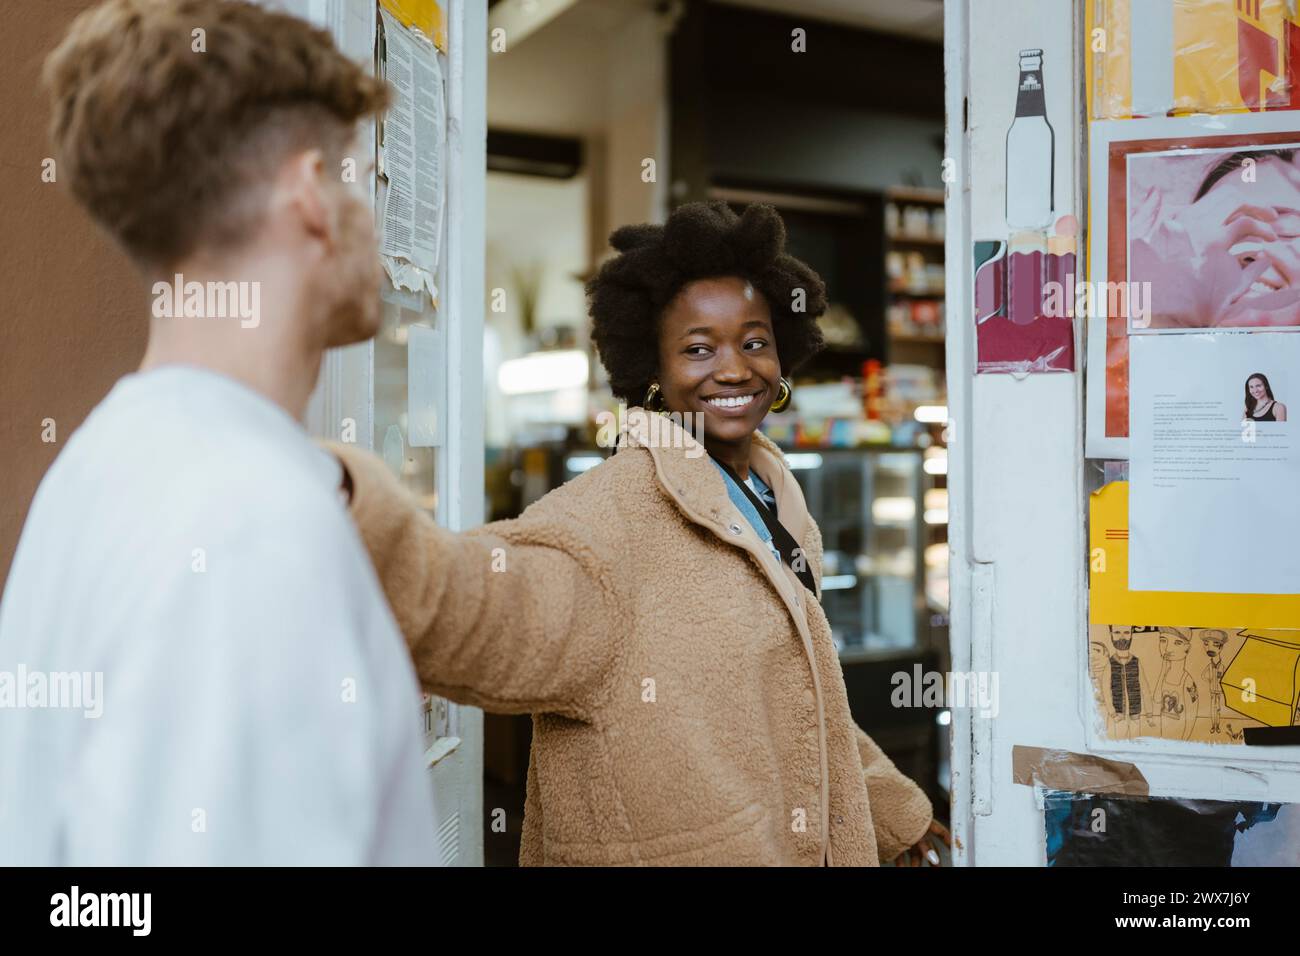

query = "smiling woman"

[
  {"left": 655, "top": 275, "right": 783, "bottom": 473},
  {"left": 331, "top": 199, "right": 946, "bottom": 867},
  {"left": 589, "top": 200, "right": 825, "bottom": 477},
  {"left": 1245, "top": 372, "right": 1288, "bottom": 422},
  {"left": 589, "top": 201, "right": 825, "bottom": 424}
]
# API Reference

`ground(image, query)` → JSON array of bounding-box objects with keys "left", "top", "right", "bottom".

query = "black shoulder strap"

[{"left": 714, "top": 459, "right": 819, "bottom": 599}]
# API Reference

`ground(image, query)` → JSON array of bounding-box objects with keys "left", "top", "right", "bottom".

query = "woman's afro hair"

[{"left": 586, "top": 200, "right": 827, "bottom": 404}]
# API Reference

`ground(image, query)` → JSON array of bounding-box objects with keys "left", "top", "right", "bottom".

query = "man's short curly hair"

[
  {"left": 587, "top": 201, "right": 827, "bottom": 404},
  {"left": 43, "top": 0, "right": 390, "bottom": 270}
]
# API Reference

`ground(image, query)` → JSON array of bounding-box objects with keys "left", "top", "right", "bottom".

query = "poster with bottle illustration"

[
  {"left": 974, "top": 48, "right": 1076, "bottom": 374},
  {"left": 1007, "top": 48, "right": 1056, "bottom": 230},
  {"left": 973, "top": 229, "right": 1076, "bottom": 373}
]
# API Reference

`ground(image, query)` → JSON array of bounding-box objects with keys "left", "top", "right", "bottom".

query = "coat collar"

[{"left": 616, "top": 407, "right": 811, "bottom": 554}]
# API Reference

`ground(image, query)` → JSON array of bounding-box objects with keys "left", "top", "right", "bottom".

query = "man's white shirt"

[{"left": 0, "top": 365, "right": 440, "bottom": 865}]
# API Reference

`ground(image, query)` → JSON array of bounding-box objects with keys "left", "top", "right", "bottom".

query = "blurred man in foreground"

[{"left": 0, "top": 0, "right": 438, "bottom": 865}]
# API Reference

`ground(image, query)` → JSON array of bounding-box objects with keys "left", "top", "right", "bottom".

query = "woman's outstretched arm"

[{"left": 330, "top": 443, "right": 625, "bottom": 723}]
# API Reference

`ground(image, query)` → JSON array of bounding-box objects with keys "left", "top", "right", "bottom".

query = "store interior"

[{"left": 480, "top": 0, "right": 949, "bottom": 865}]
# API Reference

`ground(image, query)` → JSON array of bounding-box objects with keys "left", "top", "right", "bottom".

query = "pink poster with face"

[
  {"left": 1086, "top": 118, "right": 1300, "bottom": 458},
  {"left": 1127, "top": 144, "right": 1300, "bottom": 331}
]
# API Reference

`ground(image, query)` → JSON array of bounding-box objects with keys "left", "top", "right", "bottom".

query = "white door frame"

[
  {"left": 300, "top": 0, "right": 486, "bottom": 867},
  {"left": 943, "top": 0, "right": 976, "bottom": 867},
  {"left": 433, "top": 0, "right": 487, "bottom": 868},
  {"left": 944, "top": 0, "right": 1089, "bottom": 866}
]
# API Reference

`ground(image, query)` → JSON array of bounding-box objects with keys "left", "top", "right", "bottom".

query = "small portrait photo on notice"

[{"left": 1243, "top": 371, "right": 1288, "bottom": 423}]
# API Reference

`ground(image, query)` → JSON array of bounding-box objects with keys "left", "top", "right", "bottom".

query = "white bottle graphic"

[{"left": 1006, "top": 49, "right": 1055, "bottom": 230}]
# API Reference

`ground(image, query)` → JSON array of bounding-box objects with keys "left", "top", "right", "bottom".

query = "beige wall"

[{"left": 0, "top": 1, "right": 145, "bottom": 589}]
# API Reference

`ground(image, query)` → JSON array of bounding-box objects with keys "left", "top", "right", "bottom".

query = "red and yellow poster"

[{"left": 1088, "top": 0, "right": 1300, "bottom": 120}]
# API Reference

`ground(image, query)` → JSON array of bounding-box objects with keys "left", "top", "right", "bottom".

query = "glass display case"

[
  {"left": 559, "top": 442, "right": 935, "bottom": 659},
  {"left": 784, "top": 447, "right": 927, "bottom": 659}
]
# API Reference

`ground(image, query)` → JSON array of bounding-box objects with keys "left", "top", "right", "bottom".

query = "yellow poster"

[
  {"left": 1087, "top": 0, "right": 1131, "bottom": 121},
  {"left": 1088, "top": 483, "right": 1300, "bottom": 744},
  {"left": 1089, "top": 482, "right": 1300, "bottom": 628},
  {"left": 380, "top": 0, "right": 446, "bottom": 52},
  {"left": 1087, "top": 0, "right": 1298, "bottom": 119}
]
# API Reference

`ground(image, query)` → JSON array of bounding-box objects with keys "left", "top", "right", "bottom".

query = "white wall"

[
  {"left": 948, "top": 0, "right": 1300, "bottom": 867},
  {"left": 946, "top": 0, "right": 1085, "bottom": 866}
]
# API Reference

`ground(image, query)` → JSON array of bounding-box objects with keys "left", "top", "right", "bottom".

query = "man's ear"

[{"left": 283, "top": 148, "right": 331, "bottom": 245}]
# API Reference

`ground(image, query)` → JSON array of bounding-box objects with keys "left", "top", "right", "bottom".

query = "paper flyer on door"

[{"left": 1128, "top": 331, "right": 1300, "bottom": 594}]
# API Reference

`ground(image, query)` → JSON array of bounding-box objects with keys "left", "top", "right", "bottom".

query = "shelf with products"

[
  {"left": 888, "top": 284, "right": 946, "bottom": 297},
  {"left": 885, "top": 234, "right": 945, "bottom": 247},
  {"left": 886, "top": 186, "right": 947, "bottom": 206},
  {"left": 884, "top": 187, "right": 946, "bottom": 357}
]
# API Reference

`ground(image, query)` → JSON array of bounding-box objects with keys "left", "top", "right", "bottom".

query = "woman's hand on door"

[{"left": 892, "top": 819, "right": 951, "bottom": 867}]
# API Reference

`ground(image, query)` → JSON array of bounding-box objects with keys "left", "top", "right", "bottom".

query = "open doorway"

[{"left": 483, "top": 0, "right": 948, "bottom": 866}]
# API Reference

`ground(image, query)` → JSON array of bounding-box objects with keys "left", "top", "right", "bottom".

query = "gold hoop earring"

[
  {"left": 644, "top": 382, "right": 663, "bottom": 410},
  {"left": 770, "top": 377, "right": 793, "bottom": 413}
]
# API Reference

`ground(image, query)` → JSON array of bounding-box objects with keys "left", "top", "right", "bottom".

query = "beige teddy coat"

[{"left": 332, "top": 410, "right": 933, "bottom": 866}]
